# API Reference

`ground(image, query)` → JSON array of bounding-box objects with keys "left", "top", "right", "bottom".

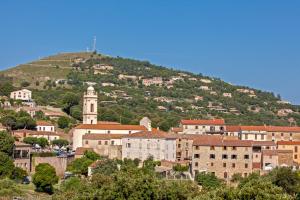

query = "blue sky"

[{"left": 1, "top": 1, "right": 300, "bottom": 103}]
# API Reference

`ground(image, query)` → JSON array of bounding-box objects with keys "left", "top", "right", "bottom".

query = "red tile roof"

[
  {"left": 252, "top": 141, "right": 276, "bottom": 146},
  {"left": 240, "top": 126, "right": 267, "bottom": 131},
  {"left": 75, "top": 124, "right": 147, "bottom": 131},
  {"left": 180, "top": 119, "right": 225, "bottom": 125},
  {"left": 171, "top": 127, "right": 183, "bottom": 133},
  {"left": 277, "top": 141, "right": 300, "bottom": 145},
  {"left": 193, "top": 135, "right": 252, "bottom": 147},
  {"left": 36, "top": 121, "right": 54, "bottom": 126},
  {"left": 123, "top": 130, "right": 177, "bottom": 139},
  {"left": 82, "top": 134, "right": 124, "bottom": 140},
  {"left": 97, "top": 121, "right": 121, "bottom": 125},
  {"left": 266, "top": 126, "right": 300, "bottom": 132},
  {"left": 226, "top": 125, "right": 241, "bottom": 132}
]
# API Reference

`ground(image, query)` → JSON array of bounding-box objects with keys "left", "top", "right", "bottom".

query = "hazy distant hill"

[{"left": 1, "top": 52, "right": 300, "bottom": 130}]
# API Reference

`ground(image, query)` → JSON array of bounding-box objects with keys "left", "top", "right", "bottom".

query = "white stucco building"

[
  {"left": 36, "top": 121, "right": 55, "bottom": 132},
  {"left": 122, "top": 130, "right": 177, "bottom": 161},
  {"left": 10, "top": 89, "right": 32, "bottom": 101}
]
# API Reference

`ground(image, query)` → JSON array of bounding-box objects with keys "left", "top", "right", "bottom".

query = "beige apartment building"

[
  {"left": 192, "top": 136, "right": 253, "bottom": 181},
  {"left": 238, "top": 126, "right": 267, "bottom": 141},
  {"left": 82, "top": 134, "right": 123, "bottom": 159},
  {"left": 277, "top": 141, "right": 300, "bottom": 164},
  {"left": 266, "top": 126, "right": 300, "bottom": 142},
  {"left": 10, "top": 89, "right": 32, "bottom": 101},
  {"left": 122, "top": 130, "right": 177, "bottom": 162}
]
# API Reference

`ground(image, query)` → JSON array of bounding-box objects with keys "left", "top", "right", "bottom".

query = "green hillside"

[{"left": 1, "top": 52, "right": 300, "bottom": 131}]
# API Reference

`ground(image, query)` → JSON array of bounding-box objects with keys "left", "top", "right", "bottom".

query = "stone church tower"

[{"left": 83, "top": 86, "right": 98, "bottom": 124}]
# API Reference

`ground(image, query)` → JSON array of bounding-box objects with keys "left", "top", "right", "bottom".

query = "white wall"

[
  {"left": 72, "top": 129, "right": 142, "bottom": 150},
  {"left": 37, "top": 125, "right": 55, "bottom": 132},
  {"left": 182, "top": 125, "right": 225, "bottom": 134},
  {"left": 121, "top": 138, "right": 176, "bottom": 162}
]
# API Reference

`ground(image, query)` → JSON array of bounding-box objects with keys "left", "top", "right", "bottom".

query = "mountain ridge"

[{"left": 0, "top": 51, "right": 299, "bottom": 130}]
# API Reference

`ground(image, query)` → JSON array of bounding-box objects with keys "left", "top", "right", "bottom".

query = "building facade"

[
  {"left": 180, "top": 119, "right": 225, "bottom": 135},
  {"left": 10, "top": 89, "right": 32, "bottom": 101},
  {"left": 192, "top": 136, "right": 253, "bottom": 181},
  {"left": 13, "top": 141, "right": 31, "bottom": 172},
  {"left": 122, "top": 131, "right": 176, "bottom": 162},
  {"left": 83, "top": 86, "right": 98, "bottom": 125}
]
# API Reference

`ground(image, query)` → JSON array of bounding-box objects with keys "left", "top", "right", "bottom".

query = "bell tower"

[{"left": 83, "top": 86, "right": 98, "bottom": 124}]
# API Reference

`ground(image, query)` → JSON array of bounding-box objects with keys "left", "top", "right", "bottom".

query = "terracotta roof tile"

[
  {"left": 240, "top": 126, "right": 267, "bottom": 131},
  {"left": 266, "top": 126, "right": 300, "bottom": 132},
  {"left": 36, "top": 121, "right": 54, "bottom": 126},
  {"left": 123, "top": 130, "right": 176, "bottom": 139},
  {"left": 252, "top": 141, "right": 276, "bottom": 146},
  {"left": 83, "top": 134, "right": 124, "bottom": 140},
  {"left": 226, "top": 125, "right": 241, "bottom": 132},
  {"left": 193, "top": 135, "right": 252, "bottom": 147},
  {"left": 181, "top": 119, "right": 225, "bottom": 125},
  {"left": 277, "top": 141, "right": 300, "bottom": 145},
  {"left": 75, "top": 124, "right": 147, "bottom": 131},
  {"left": 97, "top": 121, "right": 121, "bottom": 125}
]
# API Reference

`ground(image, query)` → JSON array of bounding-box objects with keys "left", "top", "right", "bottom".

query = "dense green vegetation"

[{"left": 1, "top": 52, "right": 300, "bottom": 130}]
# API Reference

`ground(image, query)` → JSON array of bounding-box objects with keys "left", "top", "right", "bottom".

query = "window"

[
  {"left": 211, "top": 162, "right": 214, "bottom": 167},
  {"left": 281, "top": 133, "right": 284, "bottom": 137},
  {"left": 194, "top": 154, "right": 200, "bottom": 159},
  {"left": 98, "top": 141, "right": 101, "bottom": 145},
  {"left": 210, "top": 146, "right": 215, "bottom": 150},
  {"left": 223, "top": 146, "right": 227, "bottom": 150},
  {"left": 224, "top": 172, "right": 228, "bottom": 179},
  {"left": 261, "top": 135, "right": 265, "bottom": 140},
  {"left": 295, "top": 155, "right": 298, "bottom": 159},
  {"left": 244, "top": 155, "right": 249, "bottom": 159},
  {"left": 232, "top": 147, "right": 237, "bottom": 151},
  {"left": 244, "top": 173, "right": 248, "bottom": 177},
  {"left": 212, "top": 172, "right": 215, "bottom": 176},
  {"left": 245, "top": 134, "right": 248, "bottom": 139},
  {"left": 231, "top": 155, "right": 237, "bottom": 159},
  {"left": 195, "top": 146, "right": 199, "bottom": 150},
  {"left": 105, "top": 141, "right": 108, "bottom": 145},
  {"left": 107, "top": 131, "right": 111, "bottom": 134},
  {"left": 85, "top": 141, "right": 88, "bottom": 145},
  {"left": 111, "top": 141, "right": 115, "bottom": 145},
  {"left": 295, "top": 146, "right": 298, "bottom": 153},
  {"left": 195, "top": 126, "right": 198, "bottom": 129},
  {"left": 255, "top": 134, "right": 257, "bottom": 140},
  {"left": 195, "top": 162, "right": 198, "bottom": 167},
  {"left": 232, "top": 163, "right": 236, "bottom": 168},
  {"left": 222, "top": 154, "right": 228, "bottom": 159},
  {"left": 210, "top": 154, "right": 215, "bottom": 159},
  {"left": 178, "top": 144, "right": 181, "bottom": 148},
  {"left": 129, "top": 131, "right": 132, "bottom": 134},
  {"left": 126, "top": 143, "right": 131, "bottom": 148},
  {"left": 223, "top": 163, "right": 226, "bottom": 167},
  {"left": 245, "top": 163, "right": 248, "bottom": 168},
  {"left": 90, "top": 103, "right": 94, "bottom": 112},
  {"left": 272, "top": 133, "right": 275, "bottom": 136}
]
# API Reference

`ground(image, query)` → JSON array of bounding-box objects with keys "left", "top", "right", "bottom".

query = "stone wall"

[{"left": 32, "top": 156, "right": 74, "bottom": 177}]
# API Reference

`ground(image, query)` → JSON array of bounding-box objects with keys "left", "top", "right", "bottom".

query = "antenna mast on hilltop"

[{"left": 92, "top": 36, "right": 97, "bottom": 52}]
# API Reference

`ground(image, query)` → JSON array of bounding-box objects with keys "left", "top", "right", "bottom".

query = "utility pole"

[{"left": 93, "top": 36, "right": 96, "bottom": 52}]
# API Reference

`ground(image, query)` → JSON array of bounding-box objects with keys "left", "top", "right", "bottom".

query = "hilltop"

[{"left": 1, "top": 51, "right": 300, "bottom": 131}]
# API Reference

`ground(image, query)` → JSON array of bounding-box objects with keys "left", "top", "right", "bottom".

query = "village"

[{"left": 2, "top": 85, "right": 300, "bottom": 182}]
